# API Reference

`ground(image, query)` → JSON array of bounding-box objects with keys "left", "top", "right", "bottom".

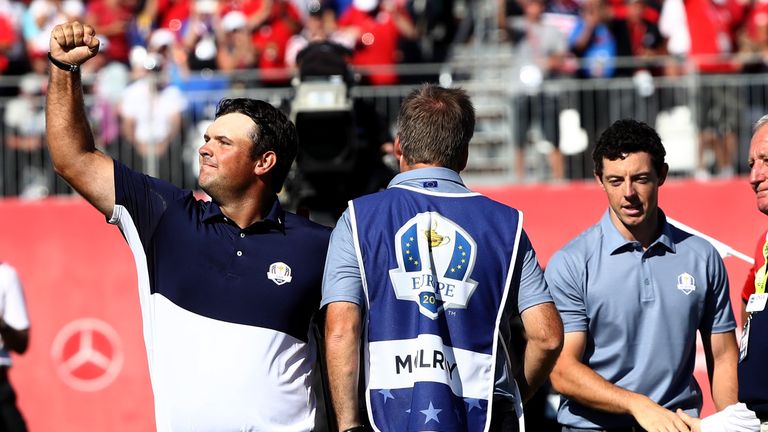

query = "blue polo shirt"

[
  {"left": 545, "top": 210, "right": 736, "bottom": 429},
  {"left": 108, "top": 160, "right": 330, "bottom": 431},
  {"left": 321, "top": 167, "right": 553, "bottom": 401}
]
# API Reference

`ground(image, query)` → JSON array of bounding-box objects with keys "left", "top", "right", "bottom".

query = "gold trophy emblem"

[{"left": 424, "top": 223, "right": 451, "bottom": 248}]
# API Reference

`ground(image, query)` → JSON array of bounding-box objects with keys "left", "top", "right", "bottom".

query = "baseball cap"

[
  {"left": 221, "top": 11, "right": 247, "bottom": 32},
  {"left": 148, "top": 28, "right": 176, "bottom": 50}
]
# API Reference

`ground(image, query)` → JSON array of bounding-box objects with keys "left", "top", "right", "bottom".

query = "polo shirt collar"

[
  {"left": 600, "top": 208, "right": 675, "bottom": 254},
  {"left": 202, "top": 196, "right": 285, "bottom": 231},
  {"left": 655, "top": 211, "right": 676, "bottom": 253},
  {"left": 388, "top": 167, "right": 466, "bottom": 188}
]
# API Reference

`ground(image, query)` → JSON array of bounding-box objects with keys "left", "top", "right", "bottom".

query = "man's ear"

[
  {"left": 594, "top": 171, "right": 605, "bottom": 190},
  {"left": 393, "top": 136, "right": 403, "bottom": 161},
  {"left": 657, "top": 163, "right": 669, "bottom": 186},
  {"left": 254, "top": 151, "right": 277, "bottom": 176},
  {"left": 457, "top": 145, "right": 469, "bottom": 172},
  {"left": 394, "top": 136, "right": 408, "bottom": 172}
]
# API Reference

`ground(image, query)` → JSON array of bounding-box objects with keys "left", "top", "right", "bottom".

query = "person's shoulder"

[
  {"left": 547, "top": 222, "right": 602, "bottom": 269},
  {"left": 352, "top": 187, "right": 398, "bottom": 205},
  {"left": 469, "top": 195, "right": 527, "bottom": 220},
  {"left": 284, "top": 212, "right": 332, "bottom": 240},
  {"left": 0, "top": 263, "right": 18, "bottom": 283},
  {"left": 559, "top": 222, "right": 603, "bottom": 256},
  {"left": 478, "top": 193, "right": 517, "bottom": 208},
  {"left": 115, "top": 160, "right": 191, "bottom": 201},
  {"left": 666, "top": 222, "right": 722, "bottom": 260}
]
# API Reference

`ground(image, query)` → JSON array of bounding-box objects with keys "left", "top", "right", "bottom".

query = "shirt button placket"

[
  {"left": 236, "top": 232, "right": 245, "bottom": 257},
  {"left": 640, "top": 251, "right": 654, "bottom": 301}
]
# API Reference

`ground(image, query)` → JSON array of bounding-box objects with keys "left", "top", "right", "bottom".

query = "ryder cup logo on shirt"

[
  {"left": 267, "top": 262, "right": 293, "bottom": 285},
  {"left": 389, "top": 212, "right": 479, "bottom": 320},
  {"left": 677, "top": 272, "right": 696, "bottom": 295}
]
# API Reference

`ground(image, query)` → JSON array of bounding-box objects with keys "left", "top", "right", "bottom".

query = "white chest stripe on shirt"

[{"left": 109, "top": 204, "right": 316, "bottom": 432}]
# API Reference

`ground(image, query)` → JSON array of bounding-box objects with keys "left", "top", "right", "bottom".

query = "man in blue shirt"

[
  {"left": 323, "top": 84, "right": 563, "bottom": 432},
  {"left": 46, "top": 22, "right": 330, "bottom": 430},
  {"left": 545, "top": 119, "right": 738, "bottom": 432}
]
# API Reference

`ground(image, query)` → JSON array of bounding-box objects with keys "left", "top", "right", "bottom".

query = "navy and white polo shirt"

[{"left": 108, "top": 160, "right": 331, "bottom": 431}]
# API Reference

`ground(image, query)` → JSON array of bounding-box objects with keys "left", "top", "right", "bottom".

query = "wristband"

[{"left": 48, "top": 52, "right": 80, "bottom": 72}]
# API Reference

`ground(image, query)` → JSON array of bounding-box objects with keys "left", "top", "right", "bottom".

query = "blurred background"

[{"left": 0, "top": 0, "right": 765, "bottom": 429}]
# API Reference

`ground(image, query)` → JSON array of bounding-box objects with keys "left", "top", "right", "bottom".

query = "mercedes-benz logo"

[{"left": 51, "top": 318, "right": 124, "bottom": 392}]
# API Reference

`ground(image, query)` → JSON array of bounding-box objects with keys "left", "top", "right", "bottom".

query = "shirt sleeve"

[
  {"left": 550, "top": 26, "right": 567, "bottom": 55},
  {"left": 545, "top": 248, "right": 588, "bottom": 333},
  {"left": 320, "top": 209, "right": 365, "bottom": 308},
  {"left": 701, "top": 248, "right": 737, "bottom": 334},
  {"left": 568, "top": 20, "right": 584, "bottom": 48},
  {"left": 515, "top": 230, "right": 553, "bottom": 313},
  {"left": 109, "top": 159, "right": 186, "bottom": 247},
  {"left": 0, "top": 265, "right": 29, "bottom": 331}
]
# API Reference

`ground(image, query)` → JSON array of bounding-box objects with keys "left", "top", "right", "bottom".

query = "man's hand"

[
  {"left": 46, "top": 20, "right": 115, "bottom": 217},
  {"left": 676, "top": 409, "right": 701, "bottom": 432},
  {"left": 629, "top": 395, "right": 690, "bottom": 432},
  {"left": 49, "top": 21, "right": 100, "bottom": 66}
]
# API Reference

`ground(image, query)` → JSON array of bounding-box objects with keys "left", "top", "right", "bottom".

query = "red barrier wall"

[
  {"left": 0, "top": 176, "right": 762, "bottom": 429},
  {"left": 0, "top": 197, "right": 153, "bottom": 430}
]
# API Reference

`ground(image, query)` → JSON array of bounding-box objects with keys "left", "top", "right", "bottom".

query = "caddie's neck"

[{"left": 394, "top": 136, "right": 467, "bottom": 173}]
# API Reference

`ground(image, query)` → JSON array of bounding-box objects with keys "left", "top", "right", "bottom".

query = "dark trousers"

[
  {"left": 0, "top": 372, "right": 26, "bottom": 432},
  {"left": 489, "top": 396, "right": 520, "bottom": 432}
]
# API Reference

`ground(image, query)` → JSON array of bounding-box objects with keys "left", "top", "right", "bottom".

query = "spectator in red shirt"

[
  {"left": 603, "top": 0, "right": 665, "bottom": 80},
  {"left": 738, "top": 1, "right": 768, "bottom": 74},
  {"left": 217, "top": 0, "right": 302, "bottom": 84},
  {"left": 686, "top": 0, "right": 745, "bottom": 179},
  {"left": 86, "top": 0, "right": 140, "bottom": 64},
  {"left": 337, "top": 0, "right": 417, "bottom": 85},
  {"left": 155, "top": 0, "right": 191, "bottom": 30},
  {"left": 0, "top": 12, "right": 15, "bottom": 74},
  {"left": 686, "top": 0, "right": 744, "bottom": 74},
  {"left": 250, "top": 0, "right": 303, "bottom": 83},
  {"left": 216, "top": 11, "right": 258, "bottom": 73}
]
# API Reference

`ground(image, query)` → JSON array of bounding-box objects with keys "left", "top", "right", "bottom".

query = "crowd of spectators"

[
  {"left": 497, "top": 0, "right": 768, "bottom": 180},
  {"left": 0, "top": 0, "right": 456, "bottom": 195},
  {"left": 1, "top": 0, "right": 768, "bottom": 195},
  {"left": 0, "top": 0, "right": 455, "bottom": 84}
]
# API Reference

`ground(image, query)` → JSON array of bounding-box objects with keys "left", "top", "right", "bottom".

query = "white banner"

[{"left": 368, "top": 334, "right": 492, "bottom": 400}]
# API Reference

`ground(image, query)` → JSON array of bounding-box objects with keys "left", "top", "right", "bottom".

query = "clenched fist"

[{"left": 49, "top": 21, "right": 101, "bottom": 67}]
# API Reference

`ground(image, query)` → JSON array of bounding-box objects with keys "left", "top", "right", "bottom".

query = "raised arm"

[
  {"left": 46, "top": 21, "right": 115, "bottom": 217},
  {"left": 550, "top": 332, "right": 690, "bottom": 432}
]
